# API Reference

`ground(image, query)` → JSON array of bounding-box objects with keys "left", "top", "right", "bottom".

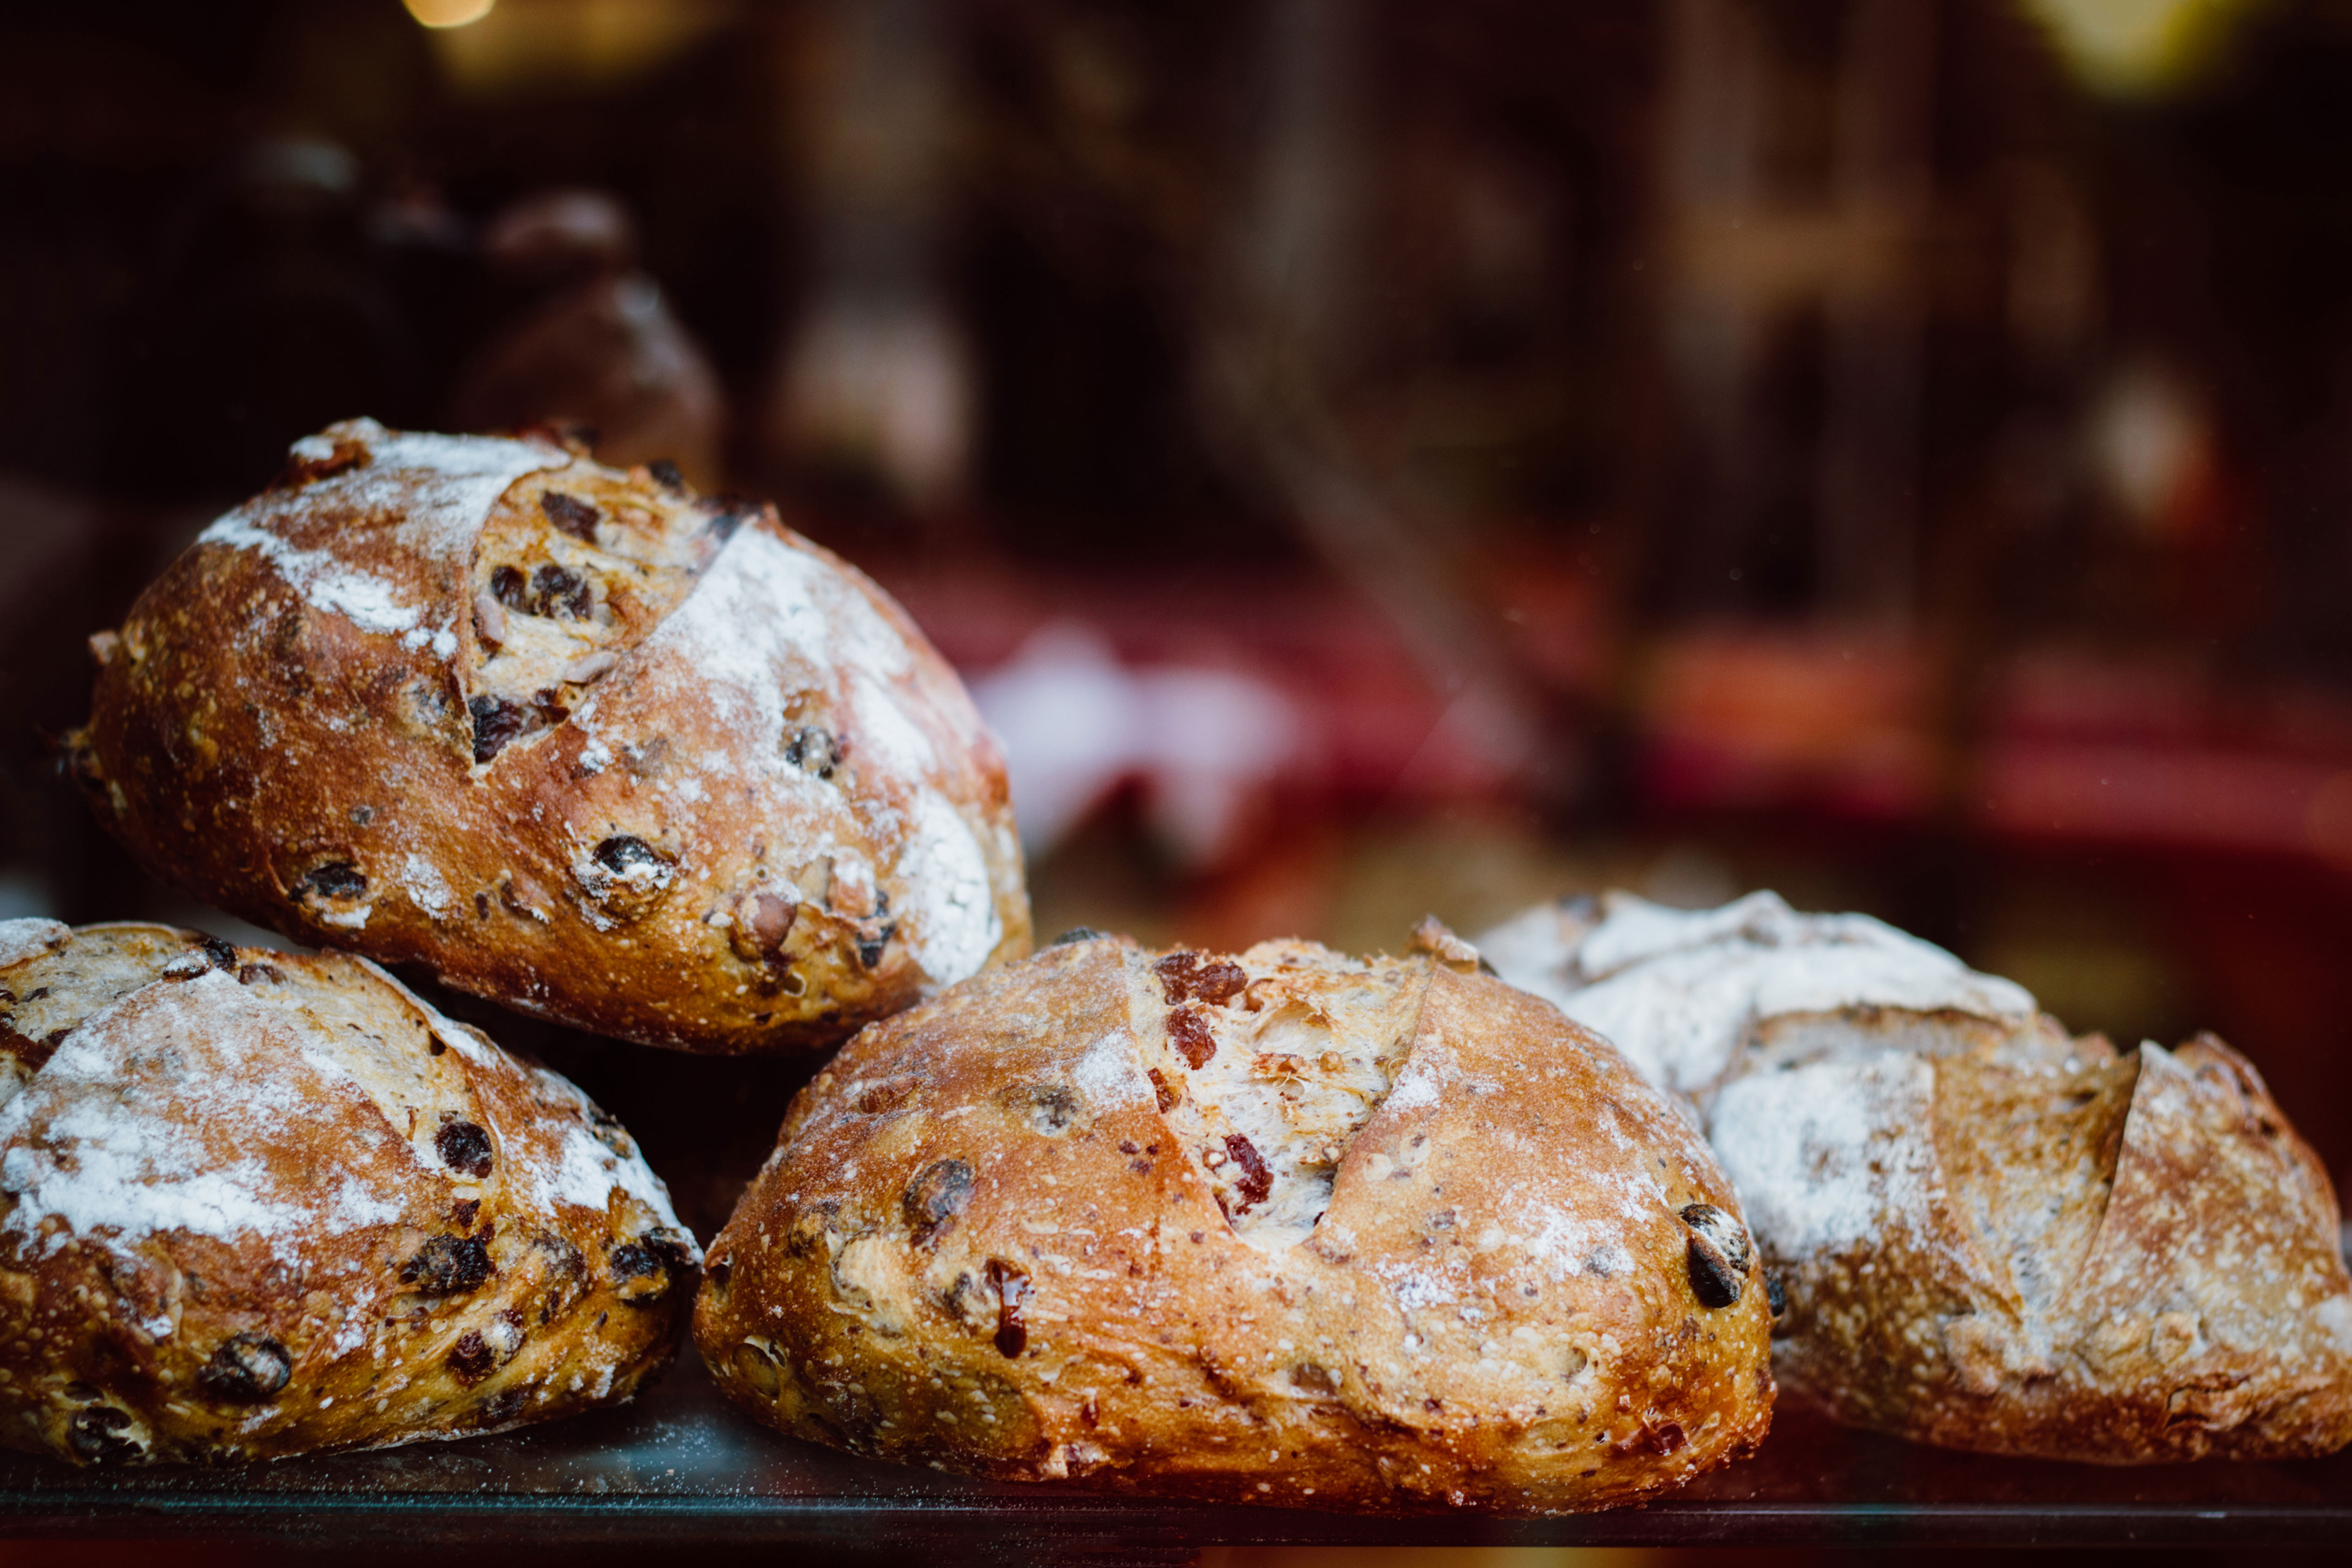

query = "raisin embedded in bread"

[
  {"left": 1480, "top": 891, "right": 2352, "bottom": 1462},
  {"left": 695, "top": 925, "right": 1776, "bottom": 1514},
  {"left": 0, "top": 918, "right": 696, "bottom": 1465},
  {"left": 63, "top": 419, "right": 1029, "bottom": 1054}
]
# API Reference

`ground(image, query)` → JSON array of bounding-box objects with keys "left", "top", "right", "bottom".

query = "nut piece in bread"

[
  {"left": 63, "top": 419, "right": 1029, "bottom": 1053},
  {"left": 695, "top": 925, "right": 1775, "bottom": 1514},
  {"left": 0, "top": 917, "right": 697, "bottom": 1465},
  {"left": 1481, "top": 891, "right": 2352, "bottom": 1462}
]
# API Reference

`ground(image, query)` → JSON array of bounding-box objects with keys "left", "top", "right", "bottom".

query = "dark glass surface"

[{"left": 2, "top": 1352, "right": 2346, "bottom": 1555}]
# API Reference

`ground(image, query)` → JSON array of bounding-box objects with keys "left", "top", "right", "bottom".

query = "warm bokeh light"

[
  {"left": 423, "top": 0, "right": 735, "bottom": 97},
  {"left": 403, "top": 0, "right": 495, "bottom": 30},
  {"left": 2019, "top": 0, "right": 2263, "bottom": 97}
]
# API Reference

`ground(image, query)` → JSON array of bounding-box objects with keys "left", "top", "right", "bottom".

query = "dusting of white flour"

[
  {"left": 526, "top": 1066, "right": 689, "bottom": 1237},
  {"left": 1708, "top": 1051, "right": 1940, "bottom": 1258},
  {"left": 602, "top": 523, "right": 999, "bottom": 986},
  {"left": 1479, "top": 890, "right": 2036, "bottom": 1101},
  {"left": 0, "top": 973, "right": 406, "bottom": 1255},
  {"left": 0, "top": 919, "right": 69, "bottom": 970},
  {"left": 898, "top": 795, "right": 1003, "bottom": 986},
  {"left": 1071, "top": 1027, "right": 1151, "bottom": 1111},
  {"left": 198, "top": 421, "right": 564, "bottom": 653}
]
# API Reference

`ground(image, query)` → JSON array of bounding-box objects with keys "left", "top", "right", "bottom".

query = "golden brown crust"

[
  {"left": 1484, "top": 890, "right": 2352, "bottom": 1463},
  {"left": 0, "top": 918, "right": 696, "bottom": 1465},
  {"left": 64, "top": 419, "right": 1030, "bottom": 1054},
  {"left": 695, "top": 930, "right": 1775, "bottom": 1514},
  {"left": 1726, "top": 1036, "right": 2352, "bottom": 1462}
]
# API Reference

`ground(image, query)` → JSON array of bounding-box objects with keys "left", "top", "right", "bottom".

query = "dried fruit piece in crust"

[
  {"left": 62, "top": 420, "right": 1030, "bottom": 1053},
  {"left": 696, "top": 925, "right": 1774, "bottom": 1515},
  {"left": 0, "top": 918, "right": 696, "bottom": 1465}
]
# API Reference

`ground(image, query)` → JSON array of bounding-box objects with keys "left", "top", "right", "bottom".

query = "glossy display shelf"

[{"left": 2, "top": 1352, "right": 2346, "bottom": 1560}]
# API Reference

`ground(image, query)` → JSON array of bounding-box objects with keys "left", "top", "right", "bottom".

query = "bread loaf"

[
  {"left": 63, "top": 419, "right": 1029, "bottom": 1053},
  {"left": 1481, "top": 891, "right": 2352, "bottom": 1462},
  {"left": 0, "top": 917, "right": 696, "bottom": 1464},
  {"left": 695, "top": 924, "right": 1775, "bottom": 1513}
]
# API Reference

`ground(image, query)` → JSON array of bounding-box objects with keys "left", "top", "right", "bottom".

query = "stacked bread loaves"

[
  {"left": 1480, "top": 891, "right": 2352, "bottom": 1462},
  {"left": 0, "top": 918, "right": 695, "bottom": 1464},
  {"left": 59, "top": 413, "right": 2348, "bottom": 1497},
  {"left": 695, "top": 923, "right": 1776, "bottom": 1513},
  {"left": 65, "top": 418, "right": 1029, "bottom": 1054},
  {"left": 25, "top": 417, "right": 1062, "bottom": 1473}
]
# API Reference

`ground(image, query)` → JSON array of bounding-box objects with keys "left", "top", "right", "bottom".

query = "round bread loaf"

[
  {"left": 0, "top": 917, "right": 697, "bottom": 1465},
  {"left": 695, "top": 923, "right": 1776, "bottom": 1514},
  {"left": 63, "top": 418, "right": 1029, "bottom": 1053},
  {"left": 1482, "top": 891, "right": 2352, "bottom": 1462}
]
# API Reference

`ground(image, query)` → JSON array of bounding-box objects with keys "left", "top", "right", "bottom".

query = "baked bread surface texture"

[
  {"left": 696, "top": 928, "right": 1775, "bottom": 1514},
  {"left": 1480, "top": 891, "right": 2352, "bottom": 1462},
  {"left": 0, "top": 918, "right": 697, "bottom": 1465},
  {"left": 64, "top": 419, "right": 1030, "bottom": 1053}
]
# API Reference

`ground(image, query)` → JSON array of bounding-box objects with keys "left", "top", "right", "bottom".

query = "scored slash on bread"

[
  {"left": 695, "top": 923, "right": 1776, "bottom": 1514},
  {"left": 0, "top": 917, "right": 695, "bottom": 1465},
  {"left": 1480, "top": 890, "right": 2352, "bottom": 1462},
  {"left": 62, "top": 419, "right": 1031, "bottom": 1054}
]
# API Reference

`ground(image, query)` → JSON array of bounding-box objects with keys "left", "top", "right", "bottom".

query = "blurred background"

[
  {"left": 5, "top": 1, "right": 2352, "bottom": 1561},
  {"left": 4, "top": 0, "right": 2352, "bottom": 1200}
]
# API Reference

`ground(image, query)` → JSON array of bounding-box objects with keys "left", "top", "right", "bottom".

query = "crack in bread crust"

[
  {"left": 695, "top": 928, "right": 1775, "bottom": 1514},
  {"left": 1130, "top": 940, "right": 1428, "bottom": 1251},
  {"left": 0, "top": 918, "right": 695, "bottom": 1465},
  {"left": 1483, "top": 890, "right": 2352, "bottom": 1463},
  {"left": 62, "top": 420, "right": 1030, "bottom": 1053}
]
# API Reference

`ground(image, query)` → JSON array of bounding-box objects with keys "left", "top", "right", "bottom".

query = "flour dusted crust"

[
  {"left": 0, "top": 918, "right": 696, "bottom": 1465},
  {"left": 63, "top": 419, "right": 1029, "bottom": 1053},
  {"left": 1481, "top": 892, "right": 2352, "bottom": 1462},
  {"left": 1477, "top": 890, "right": 2059, "bottom": 1106},
  {"left": 695, "top": 926, "right": 1775, "bottom": 1514}
]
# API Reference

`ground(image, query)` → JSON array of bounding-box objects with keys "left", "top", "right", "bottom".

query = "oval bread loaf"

[
  {"left": 63, "top": 419, "right": 1030, "bottom": 1053},
  {"left": 695, "top": 924, "right": 1775, "bottom": 1514},
  {"left": 1482, "top": 891, "right": 2352, "bottom": 1462},
  {"left": 0, "top": 917, "right": 697, "bottom": 1465}
]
